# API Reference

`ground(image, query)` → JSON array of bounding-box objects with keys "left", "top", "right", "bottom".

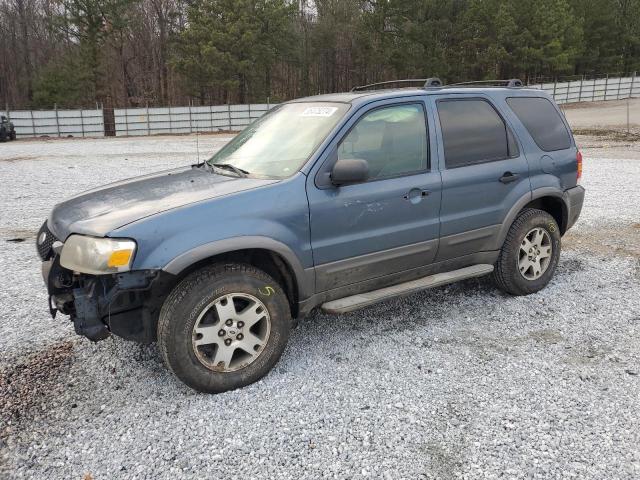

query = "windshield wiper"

[{"left": 210, "top": 163, "right": 250, "bottom": 178}]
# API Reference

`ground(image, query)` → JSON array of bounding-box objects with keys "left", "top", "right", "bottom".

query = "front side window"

[
  {"left": 437, "top": 99, "right": 517, "bottom": 168},
  {"left": 338, "top": 103, "right": 428, "bottom": 180},
  {"left": 208, "top": 102, "right": 349, "bottom": 179},
  {"left": 506, "top": 97, "right": 571, "bottom": 151}
]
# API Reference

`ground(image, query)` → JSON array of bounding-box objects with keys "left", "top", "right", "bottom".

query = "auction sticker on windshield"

[{"left": 300, "top": 106, "right": 338, "bottom": 117}]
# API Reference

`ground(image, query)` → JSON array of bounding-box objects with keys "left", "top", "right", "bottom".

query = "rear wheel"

[
  {"left": 493, "top": 208, "right": 561, "bottom": 295},
  {"left": 158, "top": 263, "right": 291, "bottom": 393}
]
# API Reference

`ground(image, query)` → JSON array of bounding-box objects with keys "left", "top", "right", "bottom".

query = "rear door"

[
  {"left": 306, "top": 99, "right": 442, "bottom": 292},
  {"left": 430, "top": 94, "right": 531, "bottom": 260}
]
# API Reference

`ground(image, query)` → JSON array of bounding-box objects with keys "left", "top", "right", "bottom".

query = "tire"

[
  {"left": 493, "top": 208, "right": 561, "bottom": 296},
  {"left": 158, "top": 263, "right": 291, "bottom": 393},
  {"left": 9, "top": 130, "right": 16, "bottom": 141},
  {"left": 0, "top": 129, "right": 6, "bottom": 142}
]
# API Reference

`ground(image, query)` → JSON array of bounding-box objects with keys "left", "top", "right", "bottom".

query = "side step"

[{"left": 321, "top": 264, "right": 494, "bottom": 314}]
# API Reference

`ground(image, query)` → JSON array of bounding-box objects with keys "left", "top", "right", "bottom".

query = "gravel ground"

[
  {"left": 562, "top": 98, "right": 640, "bottom": 135},
  {"left": 1, "top": 132, "right": 639, "bottom": 479}
]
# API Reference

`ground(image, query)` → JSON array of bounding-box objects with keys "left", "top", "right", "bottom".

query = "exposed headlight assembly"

[{"left": 60, "top": 235, "right": 136, "bottom": 275}]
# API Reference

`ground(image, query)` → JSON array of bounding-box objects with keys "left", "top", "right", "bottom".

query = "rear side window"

[
  {"left": 437, "top": 99, "right": 517, "bottom": 168},
  {"left": 506, "top": 97, "right": 571, "bottom": 151}
]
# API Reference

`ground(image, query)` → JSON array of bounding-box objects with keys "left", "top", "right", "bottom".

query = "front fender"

[
  {"left": 162, "top": 236, "right": 314, "bottom": 298},
  {"left": 110, "top": 174, "right": 314, "bottom": 298}
]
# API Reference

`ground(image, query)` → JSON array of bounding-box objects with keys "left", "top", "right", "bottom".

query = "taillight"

[{"left": 576, "top": 150, "right": 583, "bottom": 184}]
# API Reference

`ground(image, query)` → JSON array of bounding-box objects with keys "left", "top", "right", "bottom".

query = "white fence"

[
  {"left": 1, "top": 108, "right": 104, "bottom": 138},
  {"left": 1, "top": 74, "right": 637, "bottom": 139},
  {"left": 1, "top": 103, "right": 276, "bottom": 139},
  {"left": 533, "top": 74, "right": 638, "bottom": 104},
  {"left": 113, "top": 103, "right": 273, "bottom": 136}
]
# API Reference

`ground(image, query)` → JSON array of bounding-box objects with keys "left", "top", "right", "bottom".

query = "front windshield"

[{"left": 208, "top": 102, "right": 349, "bottom": 179}]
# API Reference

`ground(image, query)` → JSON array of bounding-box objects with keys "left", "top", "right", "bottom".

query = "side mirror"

[{"left": 331, "top": 159, "right": 369, "bottom": 186}]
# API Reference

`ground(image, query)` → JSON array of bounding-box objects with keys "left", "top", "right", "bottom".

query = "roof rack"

[
  {"left": 351, "top": 77, "right": 443, "bottom": 92},
  {"left": 446, "top": 79, "right": 523, "bottom": 88},
  {"left": 349, "top": 77, "right": 523, "bottom": 92}
]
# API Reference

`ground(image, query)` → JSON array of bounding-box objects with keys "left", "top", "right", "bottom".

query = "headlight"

[{"left": 59, "top": 235, "right": 136, "bottom": 275}]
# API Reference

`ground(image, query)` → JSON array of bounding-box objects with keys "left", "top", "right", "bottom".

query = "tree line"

[{"left": 1, "top": 0, "right": 639, "bottom": 109}]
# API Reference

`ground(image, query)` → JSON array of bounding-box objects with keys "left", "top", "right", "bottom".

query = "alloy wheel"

[
  {"left": 192, "top": 293, "right": 271, "bottom": 372},
  {"left": 518, "top": 227, "right": 553, "bottom": 280}
]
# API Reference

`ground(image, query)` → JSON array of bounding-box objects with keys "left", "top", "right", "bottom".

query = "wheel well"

[
  {"left": 523, "top": 196, "right": 568, "bottom": 234},
  {"left": 173, "top": 249, "right": 300, "bottom": 317}
]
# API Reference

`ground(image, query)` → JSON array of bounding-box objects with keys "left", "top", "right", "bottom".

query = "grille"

[{"left": 36, "top": 221, "right": 58, "bottom": 260}]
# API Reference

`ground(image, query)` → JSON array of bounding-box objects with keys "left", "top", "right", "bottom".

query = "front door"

[{"left": 306, "top": 100, "right": 442, "bottom": 292}]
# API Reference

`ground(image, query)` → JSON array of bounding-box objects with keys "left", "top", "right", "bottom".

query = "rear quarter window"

[{"left": 506, "top": 97, "right": 571, "bottom": 151}]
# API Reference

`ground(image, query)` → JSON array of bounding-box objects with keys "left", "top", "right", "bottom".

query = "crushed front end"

[{"left": 37, "top": 221, "right": 172, "bottom": 343}]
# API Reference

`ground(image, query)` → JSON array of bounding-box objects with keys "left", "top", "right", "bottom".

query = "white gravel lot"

[{"left": 1, "top": 132, "right": 639, "bottom": 479}]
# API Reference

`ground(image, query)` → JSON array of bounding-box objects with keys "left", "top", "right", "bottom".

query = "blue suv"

[{"left": 37, "top": 78, "right": 585, "bottom": 392}]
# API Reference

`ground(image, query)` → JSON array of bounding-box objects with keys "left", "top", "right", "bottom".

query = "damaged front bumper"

[{"left": 42, "top": 256, "right": 173, "bottom": 343}]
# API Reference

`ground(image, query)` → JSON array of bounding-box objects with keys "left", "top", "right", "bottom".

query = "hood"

[{"left": 49, "top": 166, "right": 278, "bottom": 239}]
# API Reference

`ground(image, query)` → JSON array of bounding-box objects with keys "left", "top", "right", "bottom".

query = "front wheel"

[
  {"left": 493, "top": 208, "right": 561, "bottom": 296},
  {"left": 158, "top": 263, "right": 292, "bottom": 393}
]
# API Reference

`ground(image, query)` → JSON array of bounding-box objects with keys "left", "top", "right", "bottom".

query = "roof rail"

[
  {"left": 351, "top": 77, "right": 442, "bottom": 92},
  {"left": 349, "top": 77, "right": 522, "bottom": 92},
  {"left": 447, "top": 79, "right": 524, "bottom": 88}
]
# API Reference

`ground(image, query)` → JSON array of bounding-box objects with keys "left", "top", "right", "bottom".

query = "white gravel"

[{"left": 1, "top": 134, "right": 639, "bottom": 479}]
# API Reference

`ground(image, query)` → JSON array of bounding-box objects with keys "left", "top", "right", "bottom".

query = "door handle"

[
  {"left": 403, "top": 189, "right": 430, "bottom": 200},
  {"left": 499, "top": 172, "right": 519, "bottom": 184}
]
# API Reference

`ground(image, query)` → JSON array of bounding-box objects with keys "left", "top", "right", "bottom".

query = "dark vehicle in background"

[
  {"left": 36, "top": 78, "right": 585, "bottom": 393},
  {"left": 0, "top": 115, "right": 16, "bottom": 141}
]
